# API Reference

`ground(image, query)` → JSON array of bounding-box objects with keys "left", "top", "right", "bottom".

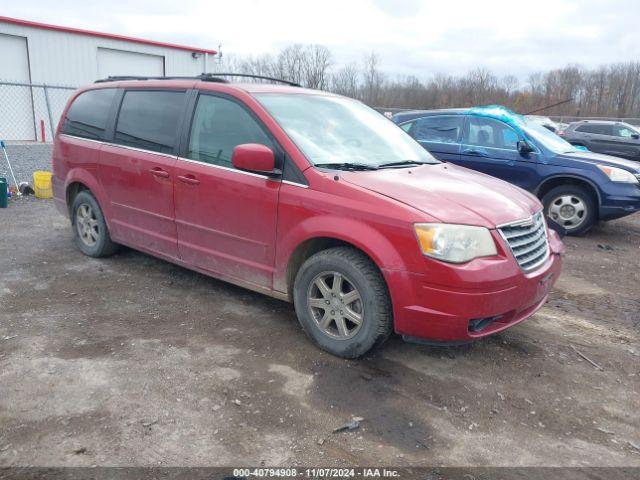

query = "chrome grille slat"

[
  {"left": 515, "top": 234, "right": 547, "bottom": 257},
  {"left": 499, "top": 211, "right": 549, "bottom": 272},
  {"left": 507, "top": 227, "right": 545, "bottom": 249},
  {"left": 502, "top": 224, "right": 539, "bottom": 239}
]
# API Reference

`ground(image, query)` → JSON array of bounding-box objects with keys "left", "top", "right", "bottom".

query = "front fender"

[{"left": 273, "top": 213, "right": 413, "bottom": 295}]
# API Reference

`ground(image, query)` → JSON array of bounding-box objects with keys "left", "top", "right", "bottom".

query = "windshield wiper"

[
  {"left": 377, "top": 160, "right": 432, "bottom": 169},
  {"left": 314, "top": 162, "right": 379, "bottom": 171}
]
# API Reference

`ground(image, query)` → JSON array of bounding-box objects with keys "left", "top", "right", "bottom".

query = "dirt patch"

[{"left": 0, "top": 197, "right": 639, "bottom": 466}]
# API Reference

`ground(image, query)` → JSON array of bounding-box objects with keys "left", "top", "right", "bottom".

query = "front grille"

[{"left": 499, "top": 211, "right": 549, "bottom": 272}]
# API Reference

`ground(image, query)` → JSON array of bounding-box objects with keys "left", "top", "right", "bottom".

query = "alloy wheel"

[
  {"left": 76, "top": 203, "right": 100, "bottom": 247},
  {"left": 548, "top": 194, "right": 587, "bottom": 229},
  {"left": 307, "top": 271, "right": 364, "bottom": 340}
]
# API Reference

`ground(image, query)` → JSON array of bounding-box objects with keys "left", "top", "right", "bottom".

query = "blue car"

[{"left": 393, "top": 106, "right": 640, "bottom": 235}]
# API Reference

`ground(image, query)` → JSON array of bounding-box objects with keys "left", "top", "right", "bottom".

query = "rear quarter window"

[{"left": 61, "top": 88, "right": 117, "bottom": 140}]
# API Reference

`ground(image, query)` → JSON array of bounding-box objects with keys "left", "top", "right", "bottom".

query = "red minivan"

[{"left": 52, "top": 75, "right": 564, "bottom": 358}]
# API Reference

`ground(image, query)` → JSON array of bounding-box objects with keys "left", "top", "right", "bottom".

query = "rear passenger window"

[
  {"left": 115, "top": 90, "right": 185, "bottom": 154},
  {"left": 413, "top": 116, "right": 463, "bottom": 143},
  {"left": 61, "top": 88, "right": 116, "bottom": 140},
  {"left": 576, "top": 124, "right": 611, "bottom": 135},
  {"left": 187, "top": 95, "right": 273, "bottom": 168}
]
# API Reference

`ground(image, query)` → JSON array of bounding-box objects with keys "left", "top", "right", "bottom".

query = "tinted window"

[
  {"left": 61, "top": 88, "right": 116, "bottom": 140},
  {"left": 413, "top": 116, "right": 463, "bottom": 143},
  {"left": 115, "top": 90, "right": 185, "bottom": 154},
  {"left": 187, "top": 95, "right": 273, "bottom": 168},
  {"left": 464, "top": 117, "right": 519, "bottom": 150},
  {"left": 575, "top": 123, "right": 611, "bottom": 135}
]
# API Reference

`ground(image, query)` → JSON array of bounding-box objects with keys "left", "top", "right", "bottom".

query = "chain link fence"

[{"left": 0, "top": 80, "right": 77, "bottom": 142}]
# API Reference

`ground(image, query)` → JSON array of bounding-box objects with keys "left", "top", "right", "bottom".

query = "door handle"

[
  {"left": 462, "top": 148, "right": 489, "bottom": 157},
  {"left": 177, "top": 175, "right": 200, "bottom": 186},
  {"left": 149, "top": 168, "right": 170, "bottom": 178}
]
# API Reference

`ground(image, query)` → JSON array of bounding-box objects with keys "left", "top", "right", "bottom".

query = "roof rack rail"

[
  {"left": 94, "top": 74, "right": 229, "bottom": 83},
  {"left": 94, "top": 73, "right": 301, "bottom": 87},
  {"left": 206, "top": 73, "right": 301, "bottom": 87}
]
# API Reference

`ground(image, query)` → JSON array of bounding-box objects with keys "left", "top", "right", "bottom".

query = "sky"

[{"left": 5, "top": 0, "right": 640, "bottom": 82}]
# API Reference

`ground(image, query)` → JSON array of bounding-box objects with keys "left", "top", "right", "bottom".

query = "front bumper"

[
  {"left": 385, "top": 230, "right": 564, "bottom": 343},
  {"left": 599, "top": 184, "right": 640, "bottom": 221}
]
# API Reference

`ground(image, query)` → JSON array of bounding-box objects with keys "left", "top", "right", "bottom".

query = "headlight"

[
  {"left": 597, "top": 165, "right": 639, "bottom": 184},
  {"left": 414, "top": 223, "right": 497, "bottom": 263}
]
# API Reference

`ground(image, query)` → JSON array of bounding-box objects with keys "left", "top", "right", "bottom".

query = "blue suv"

[{"left": 393, "top": 106, "right": 640, "bottom": 235}]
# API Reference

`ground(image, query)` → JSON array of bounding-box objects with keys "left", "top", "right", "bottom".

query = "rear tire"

[
  {"left": 542, "top": 185, "right": 596, "bottom": 236},
  {"left": 71, "top": 190, "right": 119, "bottom": 257},
  {"left": 293, "top": 246, "right": 392, "bottom": 359}
]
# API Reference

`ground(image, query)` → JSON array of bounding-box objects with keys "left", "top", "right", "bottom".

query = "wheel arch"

[
  {"left": 285, "top": 237, "right": 385, "bottom": 301},
  {"left": 535, "top": 174, "right": 602, "bottom": 206},
  {"left": 65, "top": 181, "right": 89, "bottom": 215},
  {"left": 278, "top": 218, "right": 407, "bottom": 302},
  {"left": 63, "top": 168, "right": 113, "bottom": 227}
]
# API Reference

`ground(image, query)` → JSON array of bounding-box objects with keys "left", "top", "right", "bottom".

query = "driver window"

[
  {"left": 612, "top": 125, "right": 636, "bottom": 137},
  {"left": 465, "top": 117, "right": 519, "bottom": 150},
  {"left": 188, "top": 95, "right": 274, "bottom": 168}
]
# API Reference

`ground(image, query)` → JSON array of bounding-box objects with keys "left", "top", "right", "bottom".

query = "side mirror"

[
  {"left": 232, "top": 144, "right": 280, "bottom": 177},
  {"left": 631, "top": 133, "right": 639, "bottom": 140},
  {"left": 517, "top": 140, "right": 534, "bottom": 155}
]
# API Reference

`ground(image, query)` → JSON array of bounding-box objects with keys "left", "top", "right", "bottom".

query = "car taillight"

[{"left": 558, "top": 130, "right": 565, "bottom": 136}]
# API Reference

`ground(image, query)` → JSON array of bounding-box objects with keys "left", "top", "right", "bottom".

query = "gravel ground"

[
  {"left": 0, "top": 197, "right": 639, "bottom": 469},
  {"left": 0, "top": 142, "right": 52, "bottom": 186}
]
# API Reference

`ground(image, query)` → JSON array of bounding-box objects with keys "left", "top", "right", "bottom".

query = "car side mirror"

[
  {"left": 517, "top": 140, "right": 534, "bottom": 155},
  {"left": 232, "top": 144, "right": 280, "bottom": 177},
  {"left": 631, "top": 133, "right": 639, "bottom": 139}
]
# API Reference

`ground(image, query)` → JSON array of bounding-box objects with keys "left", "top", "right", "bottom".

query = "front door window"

[
  {"left": 464, "top": 117, "right": 519, "bottom": 150},
  {"left": 187, "top": 95, "right": 274, "bottom": 168}
]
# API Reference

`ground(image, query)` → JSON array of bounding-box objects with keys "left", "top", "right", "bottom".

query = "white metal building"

[{"left": 0, "top": 16, "right": 217, "bottom": 140}]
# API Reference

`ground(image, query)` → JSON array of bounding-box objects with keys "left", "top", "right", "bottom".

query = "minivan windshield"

[
  {"left": 255, "top": 93, "right": 438, "bottom": 168},
  {"left": 522, "top": 119, "right": 577, "bottom": 154}
]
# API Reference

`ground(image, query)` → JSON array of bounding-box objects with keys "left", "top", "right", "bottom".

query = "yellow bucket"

[{"left": 33, "top": 171, "right": 53, "bottom": 199}]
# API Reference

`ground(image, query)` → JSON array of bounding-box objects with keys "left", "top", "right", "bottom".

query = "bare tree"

[
  {"left": 302, "top": 45, "right": 333, "bottom": 89},
  {"left": 212, "top": 44, "right": 640, "bottom": 118},
  {"left": 501, "top": 75, "right": 519, "bottom": 95},
  {"left": 331, "top": 62, "right": 360, "bottom": 98},
  {"left": 362, "top": 52, "right": 384, "bottom": 106},
  {"left": 277, "top": 44, "right": 306, "bottom": 85}
]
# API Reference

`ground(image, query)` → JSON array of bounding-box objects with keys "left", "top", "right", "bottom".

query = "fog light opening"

[{"left": 468, "top": 315, "right": 503, "bottom": 333}]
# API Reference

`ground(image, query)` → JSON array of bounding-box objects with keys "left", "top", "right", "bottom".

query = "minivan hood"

[
  {"left": 340, "top": 163, "right": 540, "bottom": 228},
  {"left": 559, "top": 151, "right": 640, "bottom": 171}
]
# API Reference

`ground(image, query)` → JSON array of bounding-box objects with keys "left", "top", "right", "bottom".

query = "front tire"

[
  {"left": 542, "top": 185, "right": 596, "bottom": 236},
  {"left": 293, "top": 247, "right": 392, "bottom": 359},
  {"left": 71, "top": 190, "right": 119, "bottom": 257}
]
